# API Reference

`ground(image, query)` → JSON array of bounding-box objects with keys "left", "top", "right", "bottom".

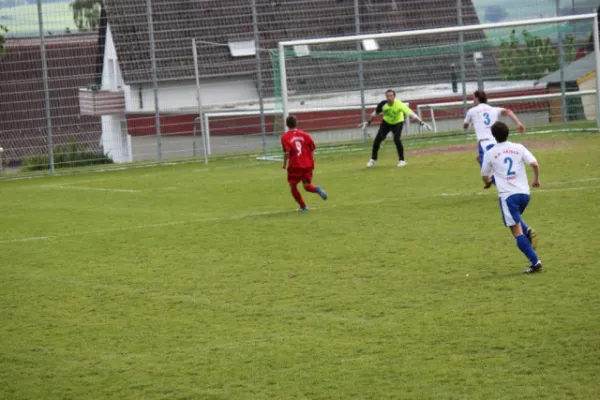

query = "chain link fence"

[{"left": 0, "top": 0, "right": 597, "bottom": 177}]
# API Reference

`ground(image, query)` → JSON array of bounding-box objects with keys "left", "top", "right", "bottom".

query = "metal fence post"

[
  {"left": 593, "top": 9, "right": 600, "bottom": 129},
  {"left": 37, "top": 0, "right": 54, "bottom": 173},
  {"left": 192, "top": 39, "right": 208, "bottom": 164},
  {"left": 355, "top": 0, "right": 367, "bottom": 142},
  {"left": 252, "top": 0, "right": 267, "bottom": 157},
  {"left": 557, "top": 0, "right": 568, "bottom": 128},
  {"left": 458, "top": 0, "right": 468, "bottom": 135},
  {"left": 146, "top": 0, "right": 162, "bottom": 164}
]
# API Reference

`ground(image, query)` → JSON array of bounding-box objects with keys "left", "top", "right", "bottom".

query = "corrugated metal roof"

[
  {"left": 0, "top": 34, "right": 102, "bottom": 163},
  {"left": 103, "top": 0, "right": 495, "bottom": 95}
]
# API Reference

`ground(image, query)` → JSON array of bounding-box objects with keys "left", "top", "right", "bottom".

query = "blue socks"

[
  {"left": 520, "top": 220, "right": 530, "bottom": 235},
  {"left": 516, "top": 235, "right": 538, "bottom": 265}
]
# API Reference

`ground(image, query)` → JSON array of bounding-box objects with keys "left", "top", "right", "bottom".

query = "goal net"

[{"left": 262, "top": 13, "right": 600, "bottom": 160}]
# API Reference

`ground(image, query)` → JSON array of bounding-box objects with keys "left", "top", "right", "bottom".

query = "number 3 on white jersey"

[
  {"left": 483, "top": 112, "right": 491, "bottom": 126},
  {"left": 295, "top": 141, "right": 302, "bottom": 156}
]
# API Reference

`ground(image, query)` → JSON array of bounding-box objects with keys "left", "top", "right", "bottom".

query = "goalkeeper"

[{"left": 360, "top": 89, "right": 431, "bottom": 167}]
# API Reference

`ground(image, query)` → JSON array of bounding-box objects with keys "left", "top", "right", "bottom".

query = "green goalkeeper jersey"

[{"left": 375, "top": 99, "right": 413, "bottom": 125}]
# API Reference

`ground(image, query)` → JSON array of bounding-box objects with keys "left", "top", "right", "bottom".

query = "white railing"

[
  {"left": 417, "top": 90, "right": 598, "bottom": 132},
  {"left": 200, "top": 103, "right": 411, "bottom": 156}
]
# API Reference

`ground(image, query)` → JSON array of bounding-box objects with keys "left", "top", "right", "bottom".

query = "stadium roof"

[
  {"left": 0, "top": 34, "right": 102, "bottom": 163},
  {"left": 102, "top": 0, "right": 496, "bottom": 94}
]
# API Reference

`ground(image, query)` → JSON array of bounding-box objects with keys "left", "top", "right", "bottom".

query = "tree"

[
  {"left": 499, "top": 29, "right": 576, "bottom": 81},
  {"left": 70, "top": 0, "right": 102, "bottom": 32},
  {"left": 0, "top": 24, "right": 8, "bottom": 60}
]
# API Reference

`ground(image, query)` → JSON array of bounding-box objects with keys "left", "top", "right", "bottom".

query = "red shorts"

[{"left": 287, "top": 167, "right": 313, "bottom": 185}]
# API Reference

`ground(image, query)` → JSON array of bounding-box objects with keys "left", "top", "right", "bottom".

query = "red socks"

[
  {"left": 290, "top": 186, "right": 306, "bottom": 208},
  {"left": 304, "top": 184, "right": 317, "bottom": 193},
  {"left": 290, "top": 184, "right": 320, "bottom": 207}
]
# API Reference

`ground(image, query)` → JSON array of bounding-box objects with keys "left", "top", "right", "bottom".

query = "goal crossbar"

[
  {"left": 277, "top": 12, "right": 600, "bottom": 131},
  {"left": 279, "top": 13, "right": 597, "bottom": 47}
]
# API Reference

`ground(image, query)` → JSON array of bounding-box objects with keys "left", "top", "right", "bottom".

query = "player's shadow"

[
  {"left": 243, "top": 209, "right": 302, "bottom": 220},
  {"left": 356, "top": 165, "right": 402, "bottom": 172},
  {"left": 478, "top": 270, "right": 536, "bottom": 280}
]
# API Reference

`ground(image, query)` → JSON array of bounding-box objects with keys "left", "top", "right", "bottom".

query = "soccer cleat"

[
  {"left": 366, "top": 159, "right": 376, "bottom": 167},
  {"left": 523, "top": 261, "right": 543, "bottom": 274},
  {"left": 316, "top": 187, "right": 328, "bottom": 200},
  {"left": 297, "top": 206, "right": 309, "bottom": 212},
  {"left": 526, "top": 227, "right": 537, "bottom": 250},
  {"left": 397, "top": 160, "right": 407, "bottom": 167}
]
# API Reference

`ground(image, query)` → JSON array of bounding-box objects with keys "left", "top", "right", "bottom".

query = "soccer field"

[{"left": 1, "top": 132, "right": 600, "bottom": 399}]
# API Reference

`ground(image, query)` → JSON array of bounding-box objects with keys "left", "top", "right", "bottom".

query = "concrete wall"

[{"left": 129, "top": 110, "right": 550, "bottom": 161}]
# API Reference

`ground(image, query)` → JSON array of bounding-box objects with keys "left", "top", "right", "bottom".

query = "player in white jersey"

[
  {"left": 463, "top": 91, "right": 526, "bottom": 172},
  {"left": 481, "top": 121, "right": 542, "bottom": 274}
]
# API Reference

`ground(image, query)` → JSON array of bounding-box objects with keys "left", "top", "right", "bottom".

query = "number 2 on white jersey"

[
  {"left": 504, "top": 157, "right": 515, "bottom": 176},
  {"left": 295, "top": 141, "right": 302, "bottom": 156}
]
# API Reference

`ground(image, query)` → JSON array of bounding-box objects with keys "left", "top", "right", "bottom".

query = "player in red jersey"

[{"left": 281, "top": 115, "right": 328, "bottom": 211}]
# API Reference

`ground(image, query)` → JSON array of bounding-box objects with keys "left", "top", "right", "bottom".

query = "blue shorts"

[
  {"left": 478, "top": 141, "right": 496, "bottom": 167},
  {"left": 499, "top": 194, "right": 530, "bottom": 227}
]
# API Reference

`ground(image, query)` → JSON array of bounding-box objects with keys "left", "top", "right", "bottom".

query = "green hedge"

[{"left": 23, "top": 142, "right": 113, "bottom": 171}]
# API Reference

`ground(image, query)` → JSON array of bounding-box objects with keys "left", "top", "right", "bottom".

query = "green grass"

[
  {"left": 1, "top": 2, "right": 75, "bottom": 37},
  {"left": 262, "top": 122, "right": 600, "bottom": 161},
  {"left": 1, "top": 133, "right": 600, "bottom": 399}
]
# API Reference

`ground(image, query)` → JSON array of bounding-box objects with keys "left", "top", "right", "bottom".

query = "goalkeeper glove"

[
  {"left": 420, "top": 121, "right": 433, "bottom": 131},
  {"left": 360, "top": 121, "right": 369, "bottom": 130}
]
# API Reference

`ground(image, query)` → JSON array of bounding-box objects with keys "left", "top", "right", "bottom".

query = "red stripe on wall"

[{"left": 125, "top": 88, "right": 550, "bottom": 136}]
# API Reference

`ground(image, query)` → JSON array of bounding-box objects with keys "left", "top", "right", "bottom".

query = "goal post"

[
  {"left": 203, "top": 103, "right": 410, "bottom": 161},
  {"left": 267, "top": 12, "right": 600, "bottom": 159}
]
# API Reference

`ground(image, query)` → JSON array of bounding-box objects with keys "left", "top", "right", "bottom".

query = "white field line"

[
  {"left": 25, "top": 175, "right": 276, "bottom": 192},
  {"left": 537, "top": 185, "right": 600, "bottom": 193},
  {"left": 0, "top": 199, "right": 386, "bottom": 244},
  {"left": 438, "top": 185, "right": 600, "bottom": 198},
  {"left": 5, "top": 236, "right": 52, "bottom": 242},
  {"left": 438, "top": 191, "right": 488, "bottom": 197},
  {"left": 41, "top": 184, "right": 140, "bottom": 193},
  {"left": 167, "top": 165, "right": 362, "bottom": 188},
  {"left": 543, "top": 177, "right": 600, "bottom": 186},
  {"left": 26, "top": 174, "right": 600, "bottom": 193},
  {"left": 3, "top": 181, "right": 598, "bottom": 245},
  {"left": 49, "top": 178, "right": 109, "bottom": 185},
  {"left": 192, "top": 162, "right": 267, "bottom": 172}
]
